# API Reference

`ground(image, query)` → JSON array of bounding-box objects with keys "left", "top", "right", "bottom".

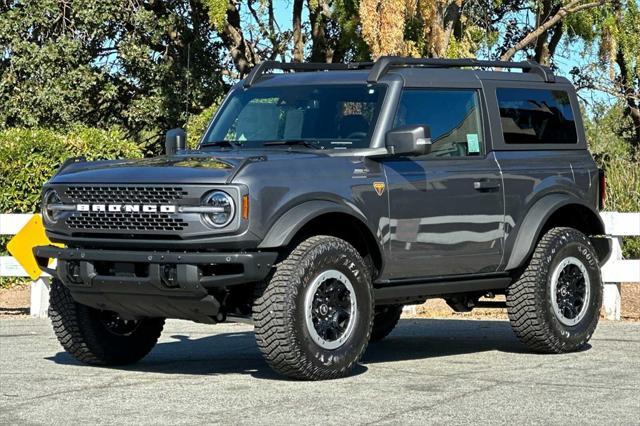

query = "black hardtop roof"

[{"left": 242, "top": 56, "right": 571, "bottom": 87}]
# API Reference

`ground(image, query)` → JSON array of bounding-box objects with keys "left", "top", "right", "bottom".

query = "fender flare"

[
  {"left": 505, "top": 193, "right": 605, "bottom": 270},
  {"left": 258, "top": 200, "right": 376, "bottom": 250}
]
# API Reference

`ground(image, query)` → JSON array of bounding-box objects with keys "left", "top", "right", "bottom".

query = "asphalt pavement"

[{"left": 1, "top": 317, "right": 638, "bottom": 425}]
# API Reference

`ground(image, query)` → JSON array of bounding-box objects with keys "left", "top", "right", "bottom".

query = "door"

[{"left": 380, "top": 89, "right": 505, "bottom": 279}]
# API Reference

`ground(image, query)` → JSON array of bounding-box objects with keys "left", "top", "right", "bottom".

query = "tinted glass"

[
  {"left": 497, "top": 88, "right": 577, "bottom": 144},
  {"left": 203, "top": 84, "right": 386, "bottom": 150},
  {"left": 393, "top": 90, "right": 484, "bottom": 158}
]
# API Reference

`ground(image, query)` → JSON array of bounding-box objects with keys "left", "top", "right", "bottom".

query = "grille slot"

[
  {"left": 67, "top": 212, "right": 187, "bottom": 232},
  {"left": 65, "top": 186, "right": 187, "bottom": 204}
]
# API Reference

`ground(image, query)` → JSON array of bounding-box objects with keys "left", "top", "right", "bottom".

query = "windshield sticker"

[{"left": 466, "top": 133, "right": 480, "bottom": 153}]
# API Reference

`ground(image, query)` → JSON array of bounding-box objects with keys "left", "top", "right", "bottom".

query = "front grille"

[
  {"left": 67, "top": 212, "right": 187, "bottom": 232},
  {"left": 64, "top": 186, "right": 187, "bottom": 204}
]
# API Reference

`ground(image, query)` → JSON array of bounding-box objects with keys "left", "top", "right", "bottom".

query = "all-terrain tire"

[
  {"left": 253, "top": 235, "right": 374, "bottom": 380},
  {"left": 370, "top": 305, "right": 403, "bottom": 342},
  {"left": 506, "top": 227, "right": 602, "bottom": 353},
  {"left": 49, "top": 279, "right": 165, "bottom": 365}
]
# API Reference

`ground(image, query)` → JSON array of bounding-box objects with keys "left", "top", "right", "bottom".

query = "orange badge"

[{"left": 373, "top": 182, "right": 385, "bottom": 196}]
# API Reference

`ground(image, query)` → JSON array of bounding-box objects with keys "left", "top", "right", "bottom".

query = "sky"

[{"left": 265, "top": 1, "right": 615, "bottom": 113}]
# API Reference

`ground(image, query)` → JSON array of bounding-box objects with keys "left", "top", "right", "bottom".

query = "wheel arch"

[
  {"left": 505, "top": 193, "right": 609, "bottom": 270},
  {"left": 258, "top": 200, "right": 384, "bottom": 277}
]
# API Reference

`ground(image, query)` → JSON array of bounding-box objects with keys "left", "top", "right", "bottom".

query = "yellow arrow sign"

[{"left": 7, "top": 215, "right": 61, "bottom": 280}]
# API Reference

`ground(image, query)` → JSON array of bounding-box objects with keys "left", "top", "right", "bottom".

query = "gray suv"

[{"left": 35, "top": 57, "right": 610, "bottom": 380}]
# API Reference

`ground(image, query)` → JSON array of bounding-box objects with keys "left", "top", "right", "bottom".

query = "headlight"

[
  {"left": 42, "top": 189, "right": 62, "bottom": 224},
  {"left": 201, "top": 191, "right": 235, "bottom": 228}
]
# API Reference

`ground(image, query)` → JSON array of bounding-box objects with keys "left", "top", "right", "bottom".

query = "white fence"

[{"left": 2, "top": 212, "right": 640, "bottom": 320}]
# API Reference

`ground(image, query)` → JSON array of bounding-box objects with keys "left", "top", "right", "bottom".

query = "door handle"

[{"left": 473, "top": 180, "right": 501, "bottom": 191}]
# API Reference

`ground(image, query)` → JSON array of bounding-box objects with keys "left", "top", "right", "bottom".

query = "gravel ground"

[{"left": 1, "top": 317, "right": 638, "bottom": 425}]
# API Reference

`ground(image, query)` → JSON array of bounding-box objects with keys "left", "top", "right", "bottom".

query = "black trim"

[
  {"left": 368, "top": 57, "right": 555, "bottom": 83},
  {"left": 242, "top": 58, "right": 555, "bottom": 89},
  {"left": 374, "top": 274, "right": 511, "bottom": 304},
  {"left": 243, "top": 61, "right": 374, "bottom": 87},
  {"left": 590, "top": 236, "right": 612, "bottom": 266},
  {"left": 34, "top": 245, "right": 278, "bottom": 288}
]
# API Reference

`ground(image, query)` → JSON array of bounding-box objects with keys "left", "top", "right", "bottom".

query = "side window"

[
  {"left": 393, "top": 89, "right": 484, "bottom": 158},
  {"left": 497, "top": 88, "right": 577, "bottom": 144}
]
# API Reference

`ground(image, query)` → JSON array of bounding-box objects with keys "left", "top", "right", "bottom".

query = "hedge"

[{"left": 0, "top": 127, "right": 144, "bottom": 214}]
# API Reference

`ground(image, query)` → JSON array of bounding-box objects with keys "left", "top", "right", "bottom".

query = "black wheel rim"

[
  {"left": 304, "top": 270, "right": 357, "bottom": 349},
  {"left": 551, "top": 257, "right": 590, "bottom": 326}
]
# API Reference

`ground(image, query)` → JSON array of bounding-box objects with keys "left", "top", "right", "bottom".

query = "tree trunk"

[
  {"left": 293, "top": 0, "right": 304, "bottom": 62},
  {"left": 441, "top": 0, "right": 462, "bottom": 57},
  {"left": 545, "top": 23, "right": 564, "bottom": 64},
  {"left": 308, "top": 0, "right": 331, "bottom": 62},
  {"left": 218, "top": 1, "right": 255, "bottom": 76},
  {"left": 616, "top": 49, "right": 640, "bottom": 147},
  {"left": 533, "top": 0, "right": 552, "bottom": 63}
]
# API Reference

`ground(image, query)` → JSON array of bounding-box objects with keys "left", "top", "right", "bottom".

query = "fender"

[
  {"left": 505, "top": 193, "right": 606, "bottom": 270},
  {"left": 258, "top": 200, "right": 378, "bottom": 250}
]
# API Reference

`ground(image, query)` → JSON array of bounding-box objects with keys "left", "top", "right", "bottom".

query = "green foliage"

[
  {"left": 186, "top": 102, "right": 221, "bottom": 147},
  {"left": 585, "top": 102, "right": 640, "bottom": 258},
  {"left": 0, "top": 127, "right": 143, "bottom": 214},
  {"left": 201, "top": 0, "right": 228, "bottom": 29},
  {"left": 0, "top": 0, "right": 226, "bottom": 148}
]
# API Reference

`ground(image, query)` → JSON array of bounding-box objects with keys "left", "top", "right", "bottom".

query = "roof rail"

[
  {"left": 243, "top": 60, "right": 374, "bottom": 88},
  {"left": 366, "top": 56, "right": 555, "bottom": 83},
  {"left": 241, "top": 57, "right": 555, "bottom": 87}
]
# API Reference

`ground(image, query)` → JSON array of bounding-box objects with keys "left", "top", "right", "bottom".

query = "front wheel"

[
  {"left": 506, "top": 227, "right": 602, "bottom": 353},
  {"left": 253, "top": 236, "right": 373, "bottom": 380},
  {"left": 49, "top": 279, "right": 165, "bottom": 365}
]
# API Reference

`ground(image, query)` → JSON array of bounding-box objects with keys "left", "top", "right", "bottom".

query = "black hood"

[{"left": 49, "top": 149, "right": 325, "bottom": 184}]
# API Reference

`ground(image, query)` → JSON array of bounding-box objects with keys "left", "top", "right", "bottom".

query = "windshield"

[{"left": 202, "top": 84, "right": 387, "bottom": 150}]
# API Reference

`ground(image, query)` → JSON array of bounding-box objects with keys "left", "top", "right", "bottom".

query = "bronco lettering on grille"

[{"left": 76, "top": 204, "right": 177, "bottom": 213}]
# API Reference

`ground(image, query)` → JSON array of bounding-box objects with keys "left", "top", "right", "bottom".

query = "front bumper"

[{"left": 34, "top": 245, "right": 277, "bottom": 323}]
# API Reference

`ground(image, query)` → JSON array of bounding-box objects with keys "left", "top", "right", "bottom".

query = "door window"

[{"left": 393, "top": 90, "right": 484, "bottom": 158}]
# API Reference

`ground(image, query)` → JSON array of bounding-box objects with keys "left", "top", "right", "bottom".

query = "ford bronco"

[{"left": 35, "top": 57, "right": 611, "bottom": 380}]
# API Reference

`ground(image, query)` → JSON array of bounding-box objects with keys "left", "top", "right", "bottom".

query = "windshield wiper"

[
  {"left": 262, "top": 140, "right": 322, "bottom": 149},
  {"left": 201, "top": 140, "right": 242, "bottom": 148}
]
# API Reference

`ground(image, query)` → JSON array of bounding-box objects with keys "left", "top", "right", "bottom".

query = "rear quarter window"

[{"left": 497, "top": 88, "right": 577, "bottom": 144}]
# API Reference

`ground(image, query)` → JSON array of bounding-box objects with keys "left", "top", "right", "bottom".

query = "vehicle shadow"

[{"left": 46, "top": 318, "right": 549, "bottom": 380}]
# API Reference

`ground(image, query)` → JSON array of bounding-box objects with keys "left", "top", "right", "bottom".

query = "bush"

[
  {"left": 0, "top": 127, "right": 144, "bottom": 214},
  {"left": 585, "top": 102, "right": 640, "bottom": 258}
]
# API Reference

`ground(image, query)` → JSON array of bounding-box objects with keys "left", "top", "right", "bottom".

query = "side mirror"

[
  {"left": 165, "top": 128, "right": 187, "bottom": 155},
  {"left": 385, "top": 125, "right": 432, "bottom": 157}
]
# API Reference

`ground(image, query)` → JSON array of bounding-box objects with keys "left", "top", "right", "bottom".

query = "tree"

[
  {"left": 0, "top": 0, "right": 226, "bottom": 147},
  {"left": 570, "top": 0, "right": 639, "bottom": 146},
  {"left": 498, "top": 0, "right": 606, "bottom": 63},
  {"left": 202, "top": 0, "right": 369, "bottom": 75},
  {"left": 357, "top": 0, "right": 607, "bottom": 63}
]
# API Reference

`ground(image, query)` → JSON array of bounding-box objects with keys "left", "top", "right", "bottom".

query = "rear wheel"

[
  {"left": 370, "top": 305, "right": 403, "bottom": 342},
  {"left": 253, "top": 235, "right": 373, "bottom": 380},
  {"left": 49, "top": 279, "right": 164, "bottom": 365},
  {"left": 506, "top": 227, "right": 602, "bottom": 353}
]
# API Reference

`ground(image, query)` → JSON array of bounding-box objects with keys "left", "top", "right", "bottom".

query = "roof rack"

[
  {"left": 366, "top": 56, "right": 555, "bottom": 83},
  {"left": 241, "top": 57, "right": 555, "bottom": 87},
  {"left": 243, "top": 60, "right": 374, "bottom": 88}
]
